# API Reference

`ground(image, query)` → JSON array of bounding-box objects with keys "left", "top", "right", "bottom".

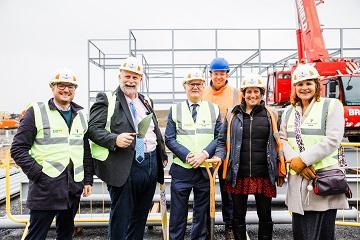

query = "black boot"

[
  {"left": 258, "top": 221, "right": 273, "bottom": 240},
  {"left": 225, "top": 224, "right": 235, "bottom": 240},
  {"left": 232, "top": 222, "right": 246, "bottom": 240}
]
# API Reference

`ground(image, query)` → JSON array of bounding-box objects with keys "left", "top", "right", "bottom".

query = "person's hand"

[
  {"left": 162, "top": 159, "right": 168, "bottom": 168},
  {"left": 187, "top": 152, "right": 207, "bottom": 169},
  {"left": 300, "top": 166, "right": 316, "bottom": 180},
  {"left": 83, "top": 185, "right": 92, "bottom": 197},
  {"left": 116, "top": 133, "right": 136, "bottom": 148},
  {"left": 277, "top": 177, "right": 285, "bottom": 187},
  {"left": 289, "top": 156, "right": 306, "bottom": 174},
  {"left": 212, "top": 156, "right": 222, "bottom": 161}
]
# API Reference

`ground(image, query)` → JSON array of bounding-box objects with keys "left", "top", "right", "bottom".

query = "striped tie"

[{"left": 191, "top": 104, "right": 199, "bottom": 123}]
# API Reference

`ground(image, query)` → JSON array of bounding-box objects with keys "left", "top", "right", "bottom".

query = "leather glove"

[
  {"left": 300, "top": 166, "right": 316, "bottom": 180},
  {"left": 289, "top": 156, "right": 306, "bottom": 174}
]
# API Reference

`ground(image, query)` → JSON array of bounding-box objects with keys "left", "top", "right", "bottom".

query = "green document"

[{"left": 137, "top": 113, "right": 153, "bottom": 138}]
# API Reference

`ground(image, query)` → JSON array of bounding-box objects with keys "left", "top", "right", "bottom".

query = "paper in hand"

[{"left": 137, "top": 113, "right": 153, "bottom": 138}]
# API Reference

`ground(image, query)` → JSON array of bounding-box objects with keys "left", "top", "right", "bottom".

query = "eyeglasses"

[
  {"left": 56, "top": 83, "right": 76, "bottom": 90},
  {"left": 187, "top": 83, "right": 204, "bottom": 88}
]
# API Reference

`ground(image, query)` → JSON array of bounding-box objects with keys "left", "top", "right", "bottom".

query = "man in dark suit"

[
  {"left": 87, "top": 56, "right": 168, "bottom": 240},
  {"left": 165, "top": 69, "right": 222, "bottom": 240}
]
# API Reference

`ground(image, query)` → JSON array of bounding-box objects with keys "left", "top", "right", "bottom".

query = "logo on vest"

[
  {"left": 304, "top": 118, "right": 318, "bottom": 127},
  {"left": 199, "top": 120, "right": 210, "bottom": 128},
  {"left": 53, "top": 129, "right": 64, "bottom": 134}
]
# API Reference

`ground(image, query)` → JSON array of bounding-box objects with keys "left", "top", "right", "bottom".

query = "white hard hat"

[
  {"left": 240, "top": 73, "right": 265, "bottom": 92},
  {"left": 183, "top": 69, "right": 206, "bottom": 84},
  {"left": 49, "top": 69, "right": 78, "bottom": 87},
  {"left": 292, "top": 63, "right": 320, "bottom": 85},
  {"left": 119, "top": 56, "right": 143, "bottom": 75}
]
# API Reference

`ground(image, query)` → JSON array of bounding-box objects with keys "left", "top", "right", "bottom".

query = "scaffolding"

[{"left": 88, "top": 28, "right": 360, "bottom": 110}]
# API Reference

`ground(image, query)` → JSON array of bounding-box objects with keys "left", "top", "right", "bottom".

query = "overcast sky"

[{"left": 1, "top": 0, "right": 359, "bottom": 112}]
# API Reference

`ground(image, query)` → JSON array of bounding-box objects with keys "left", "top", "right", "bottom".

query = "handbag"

[
  {"left": 313, "top": 168, "right": 352, "bottom": 198},
  {"left": 293, "top": 109, "right": 352, "bottom": 198}
]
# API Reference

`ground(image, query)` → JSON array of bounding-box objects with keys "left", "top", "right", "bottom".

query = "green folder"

[{"left": 137, "top": 113, "right": 153, "bottom": 138}]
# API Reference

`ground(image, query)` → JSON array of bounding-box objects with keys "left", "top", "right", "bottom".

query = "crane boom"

[{"left": 295, "top": 0, "right": 329, "bottom": 62}]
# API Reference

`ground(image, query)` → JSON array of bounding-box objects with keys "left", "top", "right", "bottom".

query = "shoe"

[
  {"left": 232, "top": 223, "right": 246, "bottom": 240},
  {"left": 258, "top": 221, "right": 273, "bottom": 240},
  {"left": 225, "top": 224, "right": 235, "bottom": 240}
]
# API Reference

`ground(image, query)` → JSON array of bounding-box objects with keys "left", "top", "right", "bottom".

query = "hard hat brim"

[{"left": 49, "top": 80, "right": 78, "bottom": 87}]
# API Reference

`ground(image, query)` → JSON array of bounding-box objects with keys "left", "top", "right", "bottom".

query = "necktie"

[
  {"left": 191, "top": 104, "right": 199, "bottom": 122},
  {"left": 129, "top": 101, "right": 145, "bottom": 163}
]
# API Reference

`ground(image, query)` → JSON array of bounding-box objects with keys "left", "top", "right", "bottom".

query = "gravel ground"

[
  {"left": 1, "top": 224, "right": 360, "bottom": 239},
  {"left": 1, "top": 197, "right": 360, "bottom": 239}
]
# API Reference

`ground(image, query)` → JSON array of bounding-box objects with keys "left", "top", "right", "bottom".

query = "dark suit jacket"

[{"left": 87, "top": 87, "right": 167, "bottom": 187}]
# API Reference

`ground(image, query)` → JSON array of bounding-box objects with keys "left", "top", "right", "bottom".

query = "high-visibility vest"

[
  {"left": 171, "top": 101, "right": 219, "bottom": 169},
  {"left": 29, "top": 102, "right": 87, "bottom": 182},
  {"left": 90, "top": 92, "right": 117, "bottom": 161},
  {"left": 283, "top": 98, "right": 339, "bottom": 175},
  {"left": 90, "top": 91, "right": 153, "bottom": 161}
]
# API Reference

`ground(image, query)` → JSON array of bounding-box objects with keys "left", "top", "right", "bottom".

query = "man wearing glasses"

[
  {"left": 11, "top": 69, "right": 93, "bottom": 240},
  {"left": 165, "top": 69, "right": 222, "bottom": 239}
]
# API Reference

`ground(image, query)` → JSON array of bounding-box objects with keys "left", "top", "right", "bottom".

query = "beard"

[{"left": 120, "top": 82, "right": 138, "bottom": 97}]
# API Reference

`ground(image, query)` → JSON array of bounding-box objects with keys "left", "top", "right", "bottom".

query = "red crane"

[{"left": 266, "top": 0, "right": 360, "bottom": 142}]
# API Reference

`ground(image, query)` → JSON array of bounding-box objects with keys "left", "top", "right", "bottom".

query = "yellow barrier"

[
  {"left": 4, "top": 141, "right": 360, "bottom": 238},
  {"left": 3, "top": 147, "right": 171, "bottom": 238},
  {"left": 335, "top": 142, "right": 360, "bottom": 227}
]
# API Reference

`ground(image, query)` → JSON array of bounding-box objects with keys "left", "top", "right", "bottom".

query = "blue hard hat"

[{"left": 209, "top": 58, "right": 230, "bottom": 72}]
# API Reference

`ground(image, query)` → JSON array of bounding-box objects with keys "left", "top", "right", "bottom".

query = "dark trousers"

[
  {"left": 219, "top": 164, "right": 233, "bottom": 225},
  {"left": 292, "top": 209, "right": 337, "bottom": 240},
  {"left": 232, "top": 193, "right": 272, "bottom": 225},
  {"left": 25, "top": 198, "right": 80, "bottom": 240},
  {"left": 169, "top": 164, "right": 210, "bottom": 240},
  {"left": 107, "top": 150, "right": 158, "bottom": 240}
]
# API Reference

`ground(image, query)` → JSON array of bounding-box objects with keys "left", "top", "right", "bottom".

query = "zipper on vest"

[{"left": 249, "top": 114, "right": 253, "bottom": 177}]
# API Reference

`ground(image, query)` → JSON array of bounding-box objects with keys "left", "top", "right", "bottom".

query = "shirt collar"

[
  {"left": 187, "top": 99, "right": 201, "bottom": 106},
  {"left": 125, "top": 94, "right": 139, "bottom": 104}
]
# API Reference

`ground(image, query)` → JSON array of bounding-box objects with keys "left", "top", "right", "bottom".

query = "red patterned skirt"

[{"left": 225, "top": 177, "right": 276, "bottom": 198}]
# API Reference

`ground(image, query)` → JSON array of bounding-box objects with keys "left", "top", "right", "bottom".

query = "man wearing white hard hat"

[
  {"left": 88, "top": 56, "right": 168, "bottom": 240},
  {"left": 165, "top": 69, "right": 222, "bottom": 239},
  {"left": 11, "top": 69, "right": 93, "bottom": 239}
]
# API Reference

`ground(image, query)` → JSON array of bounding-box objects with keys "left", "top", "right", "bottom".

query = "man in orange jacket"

[
  {"left": 203, "top": 58, "right": 242, "bottom": 120},
  {"left": 203, "top": 57, "right": 242, "bottom": 240}
]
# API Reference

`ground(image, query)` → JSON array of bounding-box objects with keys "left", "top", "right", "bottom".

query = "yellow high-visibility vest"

[
  {"left": 171, "top": 101, "right": 219, "bottom": 169},
  {"left": 30, "top": 102, "right": 87, "bottom": 182},
  {"left": 283, "top": 98, "right": 339, "bottom": 174},
  {"left": 90, "top": 92, "right": 116, "bottom": 161}
]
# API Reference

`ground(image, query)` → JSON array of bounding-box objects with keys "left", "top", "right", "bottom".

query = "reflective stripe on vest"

[
  {"left": 285, "top": 98, "right": 338, "bottom": 174},
  {"left": 29, "top": 102, "right": 87, "bottom": 182},
  {"left": 172, "top": 101, "right": 219, "bottom": 169},
  {"left": 90, "top": 91, "right": 117, "bottom": 161}
]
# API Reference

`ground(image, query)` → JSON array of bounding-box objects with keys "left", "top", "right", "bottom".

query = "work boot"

[
  {"left": 225, "top": 224, "right": 235, "bottom": 240},
  {"left": 232, "top": 223, "right": 246, "bottom": 240},
  {"left": 258, "top": 221, "right": 273, "bottom": 240}
]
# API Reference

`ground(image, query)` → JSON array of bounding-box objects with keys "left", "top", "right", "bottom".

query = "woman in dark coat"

[{"left": 214, "top": 73, "right": 285, "bottom": 240}]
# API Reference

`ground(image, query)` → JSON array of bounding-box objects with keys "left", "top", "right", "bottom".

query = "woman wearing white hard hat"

[
  {"left": 213, "top": 73, "right": 285, "bottom": 240},
  {"left": 279, "top": 63, "right": 349, "bottom": 240}
]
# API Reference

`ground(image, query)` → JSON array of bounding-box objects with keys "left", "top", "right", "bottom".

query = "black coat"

[
  {"left": 214, "top": 101, "right": 279, "bottom": 187},
  {"left": 238, "top": 103, "right": 270, "bottom": 177},
  {"left": 10, "top": 99, "right": 93, "bottom": 210},
  {"left": 87, "top": 87, "right": 167, "bottom": 187}
]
